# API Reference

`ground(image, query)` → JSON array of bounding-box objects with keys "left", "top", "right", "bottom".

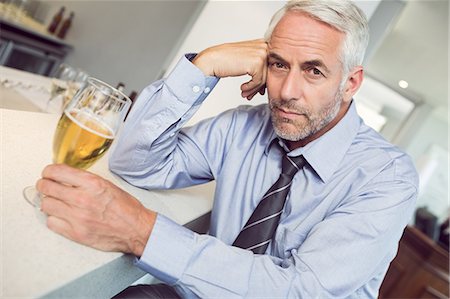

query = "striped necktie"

[{"left": 233, "top": 154, "right": 306, "bottom": 254}]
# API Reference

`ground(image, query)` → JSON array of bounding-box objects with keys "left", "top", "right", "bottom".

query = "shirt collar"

[
  {"left": 264, "top": 129, "right": 279, "bottom": 155},
  {"left": 265, "top": 101, "right": 362, "bottom": 183}
]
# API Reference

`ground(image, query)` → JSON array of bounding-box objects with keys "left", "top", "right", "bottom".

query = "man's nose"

[{"left": 280, "top": 70, "right": 303, "bottom": 101}]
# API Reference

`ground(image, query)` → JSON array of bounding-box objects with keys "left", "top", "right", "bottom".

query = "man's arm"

[
  {"left": 193, "top": 39, "right": 268, "bottom": 100},
  {"left": 139, "top": 176, "right": 417, "bottom": 298},
  {"left": 38, "top": 163, "right": 417, "bottom": 298},
  {"left": 109, "top": 40, "right": 268, "bottom": 189},
  {"left": 38, "top": 164, "right": 156, "bottom": 256},
  {"left": 38, "top": 40, "right": 268, "bottom": 254},
  {"left": 108, "top": 54, "right": 219, "bottom": 189}
]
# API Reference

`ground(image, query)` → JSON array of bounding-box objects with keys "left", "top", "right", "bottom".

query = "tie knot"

[{"left": 281, "top": 154, "right": 306, "bottom": 177}]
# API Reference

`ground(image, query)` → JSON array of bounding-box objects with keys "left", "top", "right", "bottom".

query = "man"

[{"left": 37, "top": 0, "right": 418, "bottom": 298}]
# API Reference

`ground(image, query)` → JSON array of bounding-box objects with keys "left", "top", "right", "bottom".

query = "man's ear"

[{"left": 343, "top": 66, "right": 364, "bottom": 103}]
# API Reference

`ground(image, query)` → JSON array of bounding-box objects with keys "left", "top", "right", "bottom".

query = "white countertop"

[
  {"left": 0, "top": 66, "right": 62, "bottom": 113},
  {"left": 0, "top": 67, "right": 214, "bottom": 298}
]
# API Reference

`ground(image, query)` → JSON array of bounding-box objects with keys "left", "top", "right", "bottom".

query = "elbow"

[
  {"left": 108, "top": 148, "right": 133, "bottom": 177},
  {"left": 108, "top": 155, "right": 147, "bottom": 188},
  {"left": 108, "top": 156, "right": 122, "bottom": 176}
]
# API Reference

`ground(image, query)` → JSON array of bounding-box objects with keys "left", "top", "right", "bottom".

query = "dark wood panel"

[{"left": 380, "top": 226, "right": 449, "bottom": 299}]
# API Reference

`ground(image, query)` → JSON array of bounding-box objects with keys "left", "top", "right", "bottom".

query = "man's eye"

[
  {"left": 270, "top": 62, "right": 287, "bottom": 69},
  {"left": 309, "top": 68, "right": 324, "bottom": 77}
]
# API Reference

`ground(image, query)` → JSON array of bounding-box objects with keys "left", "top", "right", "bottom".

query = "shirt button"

[
  {"left": 169, "top": 132, "right": 175, "bottom": 137},
  {"left": 204, "top": 87, "right": 211, "bottom": 94},
  {"left": 192, "top": 85, "right": 201, "bottom": 93}
]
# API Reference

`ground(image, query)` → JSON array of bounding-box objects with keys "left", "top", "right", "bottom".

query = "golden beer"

[{"left": 53, "top": 109, "right": 114, "bottom": 169}]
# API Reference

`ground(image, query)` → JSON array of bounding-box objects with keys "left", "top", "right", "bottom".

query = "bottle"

[
  {"left": 116, "top": 82, "right": 126, "bottom": 92},
  {"left": 57, "top": 11, "right": 74, "bottom": 39},
  {"left": 128, "top": 91, "right": 137, "bottom": 103},
  {"left": 47, "top": 6, "right": 65, "bottom": 34},
  {"left": 124, "top": 91, "right": 138, "bottom": 121}
]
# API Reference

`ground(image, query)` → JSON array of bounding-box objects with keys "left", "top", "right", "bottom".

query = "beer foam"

[{"left": 65, "top": 109, "right": 115, "bottom": 139}]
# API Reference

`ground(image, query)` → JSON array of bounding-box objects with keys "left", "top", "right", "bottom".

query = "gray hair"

[{"left": 264, "top": 0, "right": 369, "bottom": 76}]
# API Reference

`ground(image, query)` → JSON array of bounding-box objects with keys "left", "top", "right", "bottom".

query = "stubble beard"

[{"left": 269, "top": 88, "right": 344, "bottom": 142}]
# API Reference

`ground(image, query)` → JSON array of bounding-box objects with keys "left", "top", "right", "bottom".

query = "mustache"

[{"left": 269, "top": 98, "right": 311, "bottom": 116}]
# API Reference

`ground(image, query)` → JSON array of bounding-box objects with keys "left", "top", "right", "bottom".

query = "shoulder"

[
  {"left": 183, "top": 104, "right": 273, "bottom": 149},
  {"left": 348, "top": 123, "right": 419, "bottom": 188},
  {"left": 201, "top": 103, "right": 271, "bottom": 133},
  {"left": 217, "top": 104, "right": 269, "bottom": 122}
]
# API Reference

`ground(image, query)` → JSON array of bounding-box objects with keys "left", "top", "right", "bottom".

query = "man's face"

[{"left": 266, "top": 12, "right": 350, "bottom": 143}]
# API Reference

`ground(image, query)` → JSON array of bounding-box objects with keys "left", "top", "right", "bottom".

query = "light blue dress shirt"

[{"left": 109, "top": 55, "right": 419, "bottom": 298}]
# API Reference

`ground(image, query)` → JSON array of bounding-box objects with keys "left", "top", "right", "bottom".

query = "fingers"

[
  {"left": 242, "top": 85, "right": 266, "bottom": 101},
  {"left": 36, "top": 163, "right": 154, "bottom": 254},
  {"left": 41, "top": 195, "right": 71, "bottom": 219},
  {"left": 47, "top": 212, "right": 102, "bottom": 252},
  {"left": 194, "top": 39, "right": 268, "bottom": 85},
  {"left": 41, "top": 194, "right": 81, "bottom": 241},
  {"left": 193, "top": 39, "right": 268, "bottom": 100},
  {"left": 241, "top": 81, "right": 266, "bottom": 98},
  {"left": 41, "top": 164, "right": 91, "bottom": 187},
  {"left": 194, "top": 38, "right": 268, "bottom": 100},
  {"left": 241, "top": 88, "right": 260, "bottom": 101},
  {"left": 37, "top": 164, "right": 105, "bottom": 208},
  {"left": 43, "top": 197, "right": 91, "bottom": 247},
  {"left": 47, "top": 215, "right": 77, "bottom": 242},
  {"left": 240, "top": 75, "right": 266, "bottom": 99},
  {"left": 240, "top": 42, "right": 268, "bottom": 100},
  {"left": 36, "top": 177, "right": 77, "bottom": 203},
  {"left": 240, "top": 67, "right": 265, "bottom": 92},
  {"left": 43, "top": 193, "right": 111, "bottom": 251},
  {"left": 258, "top": 85, "right": 266, "bottom": 96}
]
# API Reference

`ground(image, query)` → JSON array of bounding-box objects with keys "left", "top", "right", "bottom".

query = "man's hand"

[
  {"left": 36, "top": 164, "right": 156, "bottom": 257},
  {"left": 192, "top": 39, "right": 268, "bottom": 100}
]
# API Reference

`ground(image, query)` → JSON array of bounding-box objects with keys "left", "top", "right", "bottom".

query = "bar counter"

[{"left": 1, "top": 67, "right": 214, "bottom": 298}]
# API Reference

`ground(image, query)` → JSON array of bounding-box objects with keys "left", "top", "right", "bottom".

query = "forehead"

[{"left": 269, "top": 11, "right": 344, "bottom": 65}]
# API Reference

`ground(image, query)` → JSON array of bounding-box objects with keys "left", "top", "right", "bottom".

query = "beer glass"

[
  {"left": 23, "top": 77, "right": 132, "bottom": 207},
  {"left": 47, "top": 64, "right": 89, "bottom": 113},
  {"left": 47, "top": 64, "right": 77, "bottom": 108}
]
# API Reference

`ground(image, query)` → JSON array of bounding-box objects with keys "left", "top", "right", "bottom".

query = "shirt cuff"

[
  {"left": 165, "top": 54, "right": 219, "bottom": 106},
  {"left": 135, "top": 214, "right": 197, "bottom": 285}
]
